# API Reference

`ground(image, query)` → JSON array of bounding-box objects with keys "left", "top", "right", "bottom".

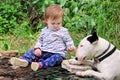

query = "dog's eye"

[{"left": 80, "top": 45, "right": 83, "bottom": 47}]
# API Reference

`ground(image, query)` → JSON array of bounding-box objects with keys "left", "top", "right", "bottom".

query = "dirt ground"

[{"left": 0, "top": 58, "right": 100, "bottom": 80}]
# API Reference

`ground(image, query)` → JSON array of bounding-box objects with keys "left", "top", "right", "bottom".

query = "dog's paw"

[
  {"left": 76, "top": 71, "right": 84, "bottom": 76},
  {"left": 68, "top": 59, "right": 76, "bottom": 64},
  {"left": 76, "top": 70, "right": 93, "bottom": 77}
]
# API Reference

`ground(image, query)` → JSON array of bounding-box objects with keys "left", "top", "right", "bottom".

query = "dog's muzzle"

[{"left": 75, "top": 57, "right": 78, "bottom": 60}]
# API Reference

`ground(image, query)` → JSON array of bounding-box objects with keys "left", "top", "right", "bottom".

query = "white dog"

[{"left": 69, "top": 28, "right": 120, "bottom": 80}]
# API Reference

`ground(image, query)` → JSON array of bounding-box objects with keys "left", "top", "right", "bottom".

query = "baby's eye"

[
  {"left": 52, "top": 23, "right": 55, "bottom": 25},
  {"left": 57, "top": 23, "right": 60, "bottom": 25}
]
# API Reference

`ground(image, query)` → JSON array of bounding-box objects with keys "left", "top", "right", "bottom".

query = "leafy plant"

[
  {"left": 0, "top": 0, "right": 120, "bottom": 55},
  {"left": 0, "top": 0, "right": 27, "bottom": 34}
]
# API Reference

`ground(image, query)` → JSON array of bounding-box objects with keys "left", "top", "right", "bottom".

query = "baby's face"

[{"left": 46, "top": 17, "right": 62, "bottom": 31}]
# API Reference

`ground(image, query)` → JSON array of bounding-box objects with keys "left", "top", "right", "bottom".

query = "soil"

[{"left": 0, "top": 58, "right": 100, "bottom": 80}]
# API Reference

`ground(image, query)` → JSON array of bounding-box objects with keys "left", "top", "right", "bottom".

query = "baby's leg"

[
  {"left": 41, "top": 53, "right": 64, "bottom": 68},
  {"left": 31, "top": 53, "right": 64, "bottom": 71},
  {"left": 22, "top": 49, "right": 37, "bottom": 63},
  {"left": 10, "top": 49, "right": 36, "bottom": 67}
]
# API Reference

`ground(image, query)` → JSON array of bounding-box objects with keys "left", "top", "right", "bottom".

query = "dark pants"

[{"left": 22, "top": 49, "right": 65, "bottom": 69}]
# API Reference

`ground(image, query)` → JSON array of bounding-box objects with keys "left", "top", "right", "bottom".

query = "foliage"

[
  {"left": 0, "top": 0, "right": 120, "bottom": 55},
  {"left": 0, "top": 0, "right": 35, "bottom": 54},
  {"left": 0, "top": 0, "right": 28, "bottom": 34}
]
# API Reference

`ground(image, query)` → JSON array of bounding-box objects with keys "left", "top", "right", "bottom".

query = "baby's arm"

[
  {"left": 62, "top": 29, "right": 76, "bottom": 52},
  {"left": 34, "top": 30, "right": 44, "bottom": 57},
  {"left": 68, "top": 46, "right": 76, "bottom": 52},
  {"left": 34, "top": 48, "right": 42, "bottom": 57}
]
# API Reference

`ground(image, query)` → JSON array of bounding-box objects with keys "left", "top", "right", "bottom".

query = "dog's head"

[{"left": 76, "top": 28, "right": 99, "bottom": 62}]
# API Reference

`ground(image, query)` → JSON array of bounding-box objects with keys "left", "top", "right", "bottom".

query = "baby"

[{"left": 10, "top": 4, "right": 76, "bottom": 71}]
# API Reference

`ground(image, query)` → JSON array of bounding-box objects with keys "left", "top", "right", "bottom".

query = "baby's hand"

[
  {"left": 34, "top": 48, "right": 42, "bottom": 57},
  {"left": 68, "top": 46, "right": 76, "bottom": 52}
]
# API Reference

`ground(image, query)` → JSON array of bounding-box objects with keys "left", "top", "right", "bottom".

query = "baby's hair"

[{"left": 43, "top": 4, "right": 64, "bottom": 25}]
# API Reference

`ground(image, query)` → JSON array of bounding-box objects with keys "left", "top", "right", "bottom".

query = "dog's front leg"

[
  {"left": 76, "top": 70, "right": 114, "bottom": 80},
  {"left": 76, "top": 70, "right": 104, "bottom": 80}
]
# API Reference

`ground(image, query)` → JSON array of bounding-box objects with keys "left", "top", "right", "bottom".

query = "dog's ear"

[
  {"left": 87, "top": 28, "right": 98, "bottom": 44},
  {"left": 91, "top": 28, "right": 96, "bottom": 35}
]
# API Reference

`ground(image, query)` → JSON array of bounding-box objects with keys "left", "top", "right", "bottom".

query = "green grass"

[
  {"left": 0, "top": 32, "right": 39, "bottom": 56},
  {"left": 0, "top": 27, "right": 120, "bottom": 57}
]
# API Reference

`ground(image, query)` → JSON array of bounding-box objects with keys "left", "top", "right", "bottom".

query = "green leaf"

[{"left": 4, "top": 43, "right": 9, "bottom": 50}]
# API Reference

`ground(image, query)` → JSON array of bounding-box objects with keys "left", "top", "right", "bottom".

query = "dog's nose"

[{"left": 75, "top": 57, "right": 78, "bottom": 60}]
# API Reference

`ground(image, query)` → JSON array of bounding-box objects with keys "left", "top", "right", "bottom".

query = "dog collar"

[{"left": 94, "top": 43, "right": 116, "bottom": 63}]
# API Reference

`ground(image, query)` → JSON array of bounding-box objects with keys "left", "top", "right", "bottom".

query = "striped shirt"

[{"left": 35, "top": 27, "right": 74, "bottom": 57}]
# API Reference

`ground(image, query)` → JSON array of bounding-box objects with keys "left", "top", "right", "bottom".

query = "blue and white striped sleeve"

[
  {"left": 34, "top": 30, "right": 44, "bottom": 49},
  {"left": 62, "top": 29, "right": 74, "bottom": 49}
]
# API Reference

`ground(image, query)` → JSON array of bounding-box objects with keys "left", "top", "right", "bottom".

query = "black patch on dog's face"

[{"left": 87, "top": 28, "right": 98, "bottom": 43}]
